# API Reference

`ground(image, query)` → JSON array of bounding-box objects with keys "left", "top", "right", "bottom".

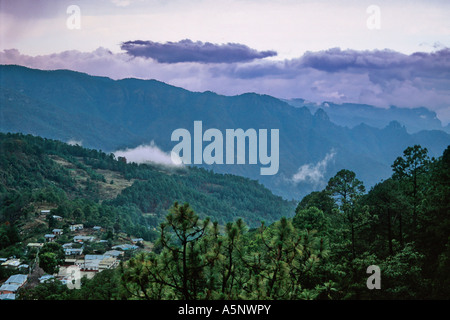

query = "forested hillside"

[
  {"left": 0, "top": 132, "right": 295, "bottom": 250},
  {"left": 6, "top": 131, "right": 449, "bottom": 300}
]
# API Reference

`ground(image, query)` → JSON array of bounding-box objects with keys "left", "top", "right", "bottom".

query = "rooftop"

[
  {"left": 0, "top": 293, "right": 16, "bottom": 300},
  {"left": 2, "top": 259, "right": 21, "bottom": 267},
  {"left": 5, "top": 274, "right": 28, "bottom": 285},
  {"left": 0, "top": 284, "right": 20, "bottom": 292},
  {"left": 104, "top": 250, "right": 123, "bottom": 257},
  {"left": 112, "top": 244, "right": 138, "bottom": 251}
]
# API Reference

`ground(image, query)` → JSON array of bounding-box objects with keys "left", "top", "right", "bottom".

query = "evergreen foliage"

[{"left": 1, "top": 132, "right": 448, "bottom": 299}]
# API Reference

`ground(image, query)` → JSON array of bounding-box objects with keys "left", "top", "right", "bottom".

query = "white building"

[
  {"left": 73, "top": 235, "right": 94, "bottom": 243},
  {"left": 64, "top": 248, "right": 83, "bottom": 256},
  {"left": 45, "top": 234, "right": 56, "bottom": 242},
  {"left": 0, "top": 274, "right": 27, "bottom": 298},
  {"left": 52, "top": 229, "right": 63, "bottom": 235},
  {"left": 76, "top": 254, "right": 119, "bottom": 272},
  {"left": 70, "top": 224, "right": 84, "bottom": 231}
]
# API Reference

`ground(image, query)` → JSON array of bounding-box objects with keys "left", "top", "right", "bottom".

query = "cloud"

[
  {"left": 67, "top": 139, "right": 82, "bottom": 146},
  {"left": 291, "top": 150, "right": 336, "bottom": 186},
  {"left": 113, "top": 141, "right": 183, "bottom": 167},
  {"left": 226, "top": 47, "right": 450, "bottom": 80},
  {"left": 120, "top": 39, "right": 277, "bottom": 64}
]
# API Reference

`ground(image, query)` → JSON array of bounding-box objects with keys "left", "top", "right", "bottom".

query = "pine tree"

[
  {"left": 392, "top": 145, "right": 430, "bottom": 235},
  {"left": 326, "top": 169, "right": 365, "bottom": 260}
]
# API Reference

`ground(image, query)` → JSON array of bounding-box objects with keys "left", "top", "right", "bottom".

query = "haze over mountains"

[
  {"left": 1, "top": 64, "right": 449, "bottom": 200},
  {"left": 285, "top": 98, "right": 450, "bottom": 134}
]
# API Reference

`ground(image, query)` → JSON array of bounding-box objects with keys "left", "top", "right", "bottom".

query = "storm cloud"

[
  {"left": 226, "top": 47, "right": 450, "bottom": 80},
  {"left": 120, "top": 39, "right": 277, "bottom": 64}
]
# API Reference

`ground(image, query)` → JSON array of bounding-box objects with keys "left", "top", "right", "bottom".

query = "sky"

[{"left": 1, "top": 0, "right": 450, "bottom": 123}]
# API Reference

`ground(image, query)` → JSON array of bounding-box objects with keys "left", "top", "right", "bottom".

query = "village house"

[
  {"left": 70, "top": 224, "right": 84, "bottom": 232},
  {"left": 5, "top": 274, "right": 28, "bottom": 287},
  {"left": 18, "top": 264, "right": 29, "bottom": 273},
  {"left": 0, "top": 293, "right": 15, "bottom": 300},
  {"left": 104, "top": 250, "right": 124, "bottom": 258},
  {"left": 53, "top": 215, "right": 63, "bottom": 221},
  {"left": 45, "top": 234, "right": 56, "bottom": 242},
  {"left": 1, "top": 259, "right": 21, "bottom": 269},
  {"left": 27, "top": 243, "right": 44, "bottom": 249},
  {"left": 111, "top": 244, "right": 138, "bottom": 251},
  {"left": 0, "top": 284, "right": 20, "bottom": 296},
  {"left": 64, "top": 248, "right": 83, "bottom": 256},
  {"left": 131, "top": 238, "right": 144, "bottom": 244},
  {"left": 73, "top": 235, "right": 94, "bottom": 243},
  {"left": 76, "top": 254, "right": 119, "bottom": 272},
  {"left": 64, "top": 258, "right": 77, "bottom": 266},
  {"left": 0, "top": 274, "right": 28, "bottom": 299},
  {"left": 40, "top": 209, "right": 51, "bottom": 215},
  {"left": 39, "top": 275, "right": 55, "bottom": 283},
  {"left": 99, "top": 256, "right": 119, "bottom": 271},
  {"left": 52, "top": 228, "right": 63, "bottom": 235}
]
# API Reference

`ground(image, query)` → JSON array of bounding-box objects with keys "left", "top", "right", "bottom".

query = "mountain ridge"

[
  {"left": 1, "top": 64, "right": 449, "bottom": 199},
  {"left": 284, "top": 98, "right": 449, "bottom": 134}
]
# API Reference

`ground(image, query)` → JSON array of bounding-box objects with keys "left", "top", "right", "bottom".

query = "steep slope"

[{"left": 0, "top": 132, "right": 294, "bottom": 229}]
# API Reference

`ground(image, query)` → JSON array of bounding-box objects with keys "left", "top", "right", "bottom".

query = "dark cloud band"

[
  {"left": 300, "top": 47, "right": 450, "bottom": 74},
  {"left": 120, "top": 39, "right": 277, "bottom": 64}
]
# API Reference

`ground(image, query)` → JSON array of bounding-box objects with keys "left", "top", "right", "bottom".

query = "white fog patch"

[
  {"left": 67, "top": 139, "right": 82, "bottom": 146},
  {"left": 291, "top": 150, "right": 336, "bottom": 185},
  {"left": 114, "top": 141, "right": 183, "bottom": 167}
]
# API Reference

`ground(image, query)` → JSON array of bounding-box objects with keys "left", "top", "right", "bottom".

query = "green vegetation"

[
  {"left": 0, "top": 132, "right": 294, "bottom": 233},
  {"left": 1, "top": 131, "right": 448, "bottom": 300},
  {"left": 38, "top": 242, "right": 65, "bottom": 274},
  {"left": 0, "top": 132, "right": 294, "bottom": 271},
  {"left": 116, "top": 143, "right": 450, "bottom": 300}
]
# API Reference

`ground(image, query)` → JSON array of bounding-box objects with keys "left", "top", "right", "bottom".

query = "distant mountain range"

[
  {"left": 284, "top": 98, "right": 450, "bottom": 134},
  {"left": 1, "top": 64, "right": 449, "bottom": 200}
]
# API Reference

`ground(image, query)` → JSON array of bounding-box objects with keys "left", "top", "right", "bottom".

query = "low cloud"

[
  {"left": 120, "top": 39, "right": 277, "bottom": 64},
  {"left": 291, "top": 150, "right": 336, "bottom": 186},
  {"left": 113, "top": 141, "right": 183, "bottom": 167},
  {"left": 67, "top": 139, "right": 82, "bottom": 146}
]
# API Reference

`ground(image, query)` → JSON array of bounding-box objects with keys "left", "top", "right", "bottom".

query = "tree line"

[{"left": 117, "top": 144, "right": 450, "bottom": 300}]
